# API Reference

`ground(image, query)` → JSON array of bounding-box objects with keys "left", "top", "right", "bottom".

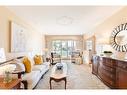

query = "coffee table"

[{"left": 49, "top": 63, "right": 67, "bottom": 89}]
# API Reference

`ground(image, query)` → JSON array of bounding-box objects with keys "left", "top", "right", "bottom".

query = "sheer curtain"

[
  {"left": 51, "top": 40, "right": 77, "bottom": 58},
  {"left": 45, "top": 35, "right": 83, "bottom": 58}
]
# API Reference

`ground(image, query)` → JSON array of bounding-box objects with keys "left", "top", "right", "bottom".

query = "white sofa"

[
  {"left": 0, "top": 60, "right": 50, "bottom": 89},
  {"left": 15, "top": 54, "right": 50, "bottom": 89},
  {"left": 21, "top": 62, "right": 50, "bottom": 89},
  {"left": 6, "top": 52, "right": 50, "bottom": 89},
  {"left": 0, "top": 52, "right": 50, "bottom": 89}
]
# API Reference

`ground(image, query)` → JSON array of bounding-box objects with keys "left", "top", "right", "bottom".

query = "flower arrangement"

[{"left": 0, "top": 64, "right": 16, "bottom": 83}]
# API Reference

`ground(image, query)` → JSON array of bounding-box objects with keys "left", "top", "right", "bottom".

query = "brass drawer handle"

[
  {"left": 110, "top": 75, "right": 113, "bottom": 78},
  {"left": 123, "top": 65, "right": 127, "bottom": 69},
  {"left": 110, "top": 68, "right": 113, "bottom": 72},
  {"left": 110, "top": 81, "right": 113, "bottom": 85}
]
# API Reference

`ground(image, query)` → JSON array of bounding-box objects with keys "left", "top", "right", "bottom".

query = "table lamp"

[
  {"left": 0, "top": 48, "right": 6, "bottom": 63},
  {"left": 44, "top": 48, "right": 49, "bottom": 57}
]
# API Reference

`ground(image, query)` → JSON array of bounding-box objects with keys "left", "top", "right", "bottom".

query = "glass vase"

[{"left": 3, "top": 71, "right": 12, "bottom": 83}]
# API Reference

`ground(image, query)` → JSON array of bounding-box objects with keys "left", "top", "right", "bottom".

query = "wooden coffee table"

[{"left": 49, "top": 63, "right": 67, "bottom": 89}]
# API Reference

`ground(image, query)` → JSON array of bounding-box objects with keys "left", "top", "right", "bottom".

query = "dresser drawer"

[
  {"left": 100, "top": 63, "right": 116, "bottom": 73},
  {"left": 117, "top": 61, "right": 127, "bottom": 70},
  {"left": 99, "top": 66, "right": 115, "bottom": 80},
  {"left": 116, "top": 67, "right": 127, "bottom": 88},
  {"left": 102, "top": 58, "right": 116, "bottom": 68},
  {"left": 98, "top": 68, "right": 115, "bottom": 87}
]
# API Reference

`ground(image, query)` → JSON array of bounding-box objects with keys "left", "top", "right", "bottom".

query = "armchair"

[{"left": 71, "top": 51, "right": 83, "bottom": 64}]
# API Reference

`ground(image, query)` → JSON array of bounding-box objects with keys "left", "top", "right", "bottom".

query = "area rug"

[{"left": 35, "top": 61, "right": 108, "bottom": 89}]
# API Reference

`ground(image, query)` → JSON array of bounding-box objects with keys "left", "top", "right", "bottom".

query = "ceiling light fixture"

[{"left": 56, "top": 16, "right": 74, "bottom": 25}]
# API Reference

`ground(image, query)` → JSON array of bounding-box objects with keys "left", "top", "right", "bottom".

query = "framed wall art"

[{"left": 11, "top": 22, "right": 27, "bottom": 52}]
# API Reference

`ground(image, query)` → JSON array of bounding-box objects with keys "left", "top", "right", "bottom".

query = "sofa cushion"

[
  {"left": 22, "top": 70, "right": 40, "bottom": 89},
  {"left": 27, "top": 56, "right": 35, "bottom": 67},
  {"left": 32, "top": 64, "right": 47, "bottom": 72}
]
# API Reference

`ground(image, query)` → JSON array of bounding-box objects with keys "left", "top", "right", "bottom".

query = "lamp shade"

[
  {"left": 44, "top": 48, "right": 48, "bottom": 52},
  {"left": 0, "top": 48, "right": 6, "bottom": 63}
]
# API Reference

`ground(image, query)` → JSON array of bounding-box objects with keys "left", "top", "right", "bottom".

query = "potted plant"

[{"left": 103, "top": 51, "right": 113, "bottom": 57}]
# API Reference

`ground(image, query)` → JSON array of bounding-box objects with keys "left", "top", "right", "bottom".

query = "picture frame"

[{"left": 11, "top": 22, "right": 27, "bottom": 52}]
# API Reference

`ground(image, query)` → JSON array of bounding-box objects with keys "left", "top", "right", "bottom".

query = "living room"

[{"left": 0, "top": 0, "right": 127, "bottom": 94}]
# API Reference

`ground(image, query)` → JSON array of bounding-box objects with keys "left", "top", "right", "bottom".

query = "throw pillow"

[
  {"left": 34, "top": 55, "right": 43, "bottom": 65},
  {"left": 22, "top": 57, "right": 31, "bottom": 73}
]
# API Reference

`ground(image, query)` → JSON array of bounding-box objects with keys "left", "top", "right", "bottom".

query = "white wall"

[{"left": 0, "top": 7, "right": 44, "bottom": 60}]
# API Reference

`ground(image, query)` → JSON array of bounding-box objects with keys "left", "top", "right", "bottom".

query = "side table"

[{"left": 0, "top": 78, "right": 21, "bottom": 89}]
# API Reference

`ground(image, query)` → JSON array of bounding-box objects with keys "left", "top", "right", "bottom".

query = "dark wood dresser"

[
  {"left": 116, "top": 60, "right": 127, "bottom": 88},
  {"left": 92, "top": 55, "right": 127, "bottom": 89}
]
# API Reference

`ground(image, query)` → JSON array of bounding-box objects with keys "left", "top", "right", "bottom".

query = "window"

[{"left": 52, "top": 40, "right": 76, "bottom": 58}]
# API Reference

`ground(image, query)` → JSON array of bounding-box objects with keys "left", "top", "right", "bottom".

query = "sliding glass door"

[
  {"left": 52, "top": 40, "right": 61, "bottom": 56},
  {"left": 52, "top": 40, "right": 76, "bottom": 58},
  {"left": 61, "top": 41, "right": 68, "bottom": 57}
]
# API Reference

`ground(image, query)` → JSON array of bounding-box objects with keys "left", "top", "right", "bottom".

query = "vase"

[
  {"left": 104, "top": 53, "right": 113, "bottom": 57},
  {"left": 3, "top": 71, "right": 12, "bottom": 83}
]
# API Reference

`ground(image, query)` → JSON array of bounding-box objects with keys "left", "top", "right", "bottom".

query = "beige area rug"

[{"left": 35, "top": 61, "right": 109, "bottom": 89}]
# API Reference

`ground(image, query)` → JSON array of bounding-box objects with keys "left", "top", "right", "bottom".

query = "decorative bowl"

[
  {"left": 56, "top": 63, "right": 63, "bottom": 70},
  {"left": 104, "top": 53, "right": 113, "bottom": 57}
]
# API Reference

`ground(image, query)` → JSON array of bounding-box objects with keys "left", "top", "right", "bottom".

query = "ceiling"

[{"left": 7, "top": 6, "right": 123, "bottom": 35}]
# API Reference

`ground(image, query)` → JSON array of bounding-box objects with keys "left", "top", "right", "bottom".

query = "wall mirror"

[
  {"left": 110, "top": 23, "right": 127, "bottom": 52},
  {"left": 115, "top": 30, "right": 127, "bottom": 46}
]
